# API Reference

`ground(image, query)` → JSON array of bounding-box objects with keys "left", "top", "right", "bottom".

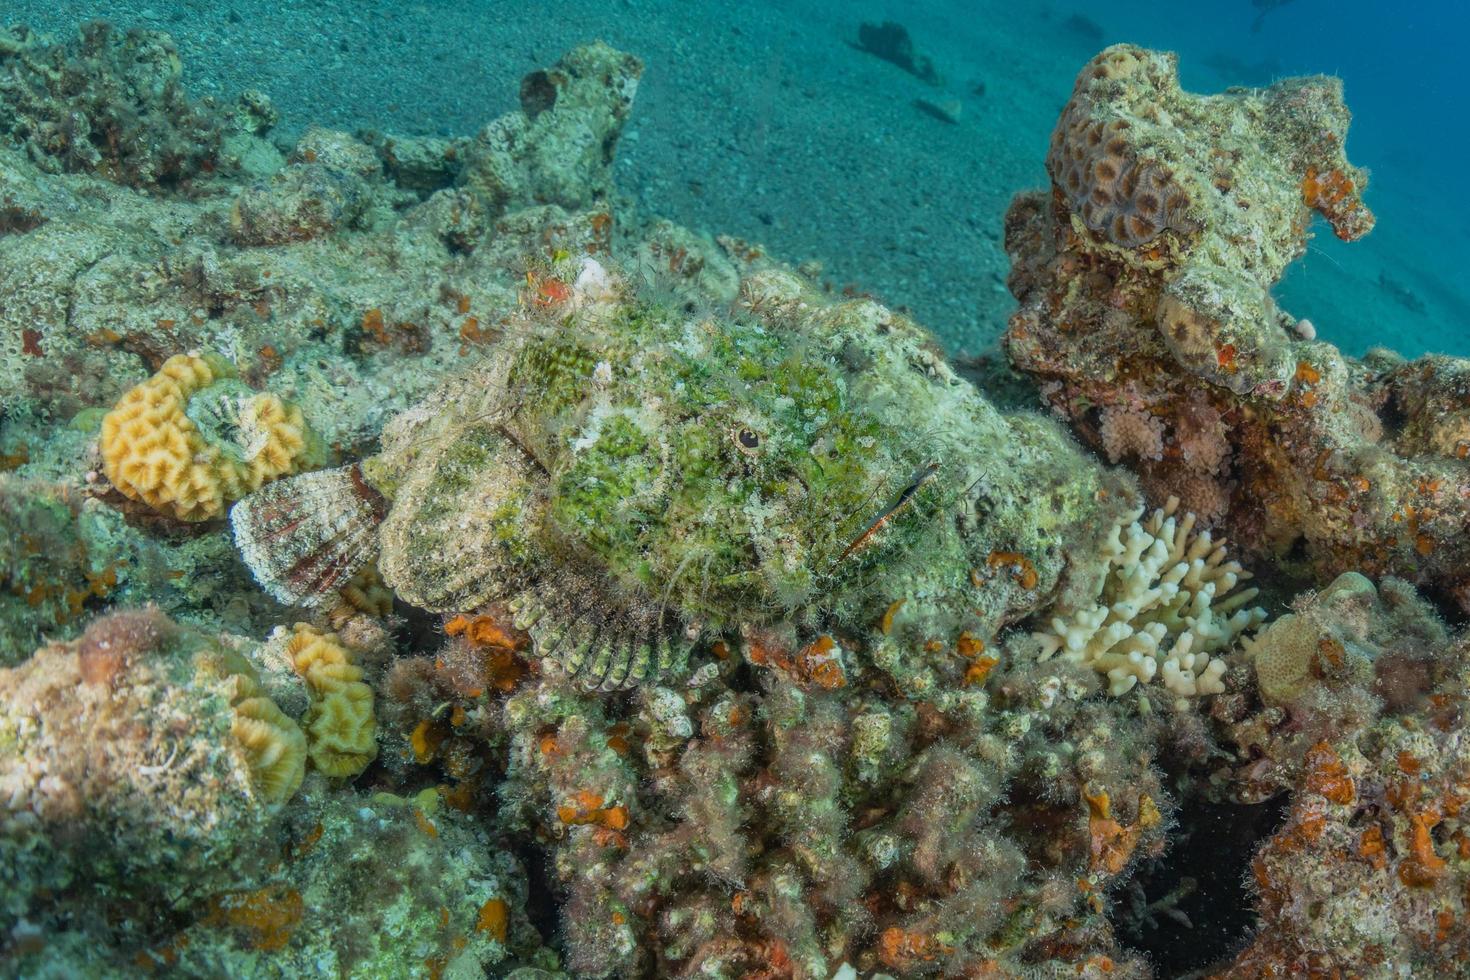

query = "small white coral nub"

[{"left": 1035, "top": 496, "right": 1267, "bottom": 708}]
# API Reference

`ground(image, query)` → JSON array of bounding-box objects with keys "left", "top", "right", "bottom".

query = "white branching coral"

[{"left": 1035, "top": 497, "right": 1268, "bottom": 707}]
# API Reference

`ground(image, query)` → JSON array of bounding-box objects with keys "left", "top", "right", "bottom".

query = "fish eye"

[{"left": 732, "top": 426, "right": 761, "bottom": 454}]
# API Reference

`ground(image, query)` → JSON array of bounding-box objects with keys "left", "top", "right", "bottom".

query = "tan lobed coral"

[
  {"left": 229, "top": 671, "right": 308, "bottom": 804},
  {"left": 101, "top": 352, "right": 324, "bottom": 521},
  {"left": 1035, "top": 496, "right": 1267, "bottom": 707},
  {"left": 282, "top": 623, "right": 377, "bottom": 778},
  {"left": 1006, "top": 46, "right": 1470, "bottom": 610}
]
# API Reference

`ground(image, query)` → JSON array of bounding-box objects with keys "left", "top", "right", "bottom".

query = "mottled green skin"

[
  {"left": 372, "top": 288, "right": 941, "bottom": 637},
  {"left": 367, "top": 266, "right": 1127, "bottom": 683},
  {"left": 519, "top": 302, "right": 940, "bottom": 626}
]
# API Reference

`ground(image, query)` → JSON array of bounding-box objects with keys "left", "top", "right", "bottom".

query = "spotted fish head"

[{"left": 519, "top": 302, "right": 946, "bottom": 646}]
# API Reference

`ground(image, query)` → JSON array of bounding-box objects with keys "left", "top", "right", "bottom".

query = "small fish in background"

[
  {"left": 849, "top": 20, "right": 943, "bottom": 86},
  {"left": 1200, "top": 52, "right": 1284, "bottom": 86},
  {"left": 1061, "top": 12, "right": 1105, "bottom": 43},
  {"left": 1378, "top": 269, "right": 1428, "bottom": 315},
  {"left": 1251, "top": 0, "right": 1301, "bottom": 33}
]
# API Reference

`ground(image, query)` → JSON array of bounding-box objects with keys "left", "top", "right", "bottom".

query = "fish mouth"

[{"left": 834, "top": 460, "right": 943, "bottom": 565}]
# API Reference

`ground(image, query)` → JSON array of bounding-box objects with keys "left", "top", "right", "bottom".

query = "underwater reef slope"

[{"left": 0, "top": 21, "right": 1468, "bottom": 980}]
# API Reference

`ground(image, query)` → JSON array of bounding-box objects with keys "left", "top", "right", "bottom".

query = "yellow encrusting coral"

[
  {"left": 195, "top": 644, "right": 309, "bottom": 805},
  {"left": 100, "top": 352, "right": 323, "bottom": 521},
  {"left": 229, "top": 676, "right": 309, "bottom": 805},
  {"left": 285, "top": 624, "right": 377, "bottom": 777}
]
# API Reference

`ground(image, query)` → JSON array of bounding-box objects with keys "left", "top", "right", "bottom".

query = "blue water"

[{"left": 1031, "top": 0, "right": 1470, "bottom": 358}]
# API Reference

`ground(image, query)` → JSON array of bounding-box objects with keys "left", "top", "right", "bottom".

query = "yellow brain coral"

[
  {"left": 285, "top": 624, "right": 377, "bottom": 778},
  {"left": 230, "top": 676, "right": 309, "bottom": 804},
  {"left": 194, "top": 644, "right": 308, "bottom": 805},
  {"left": 101, "top": 352, "right": 324, "bottom": 521}
]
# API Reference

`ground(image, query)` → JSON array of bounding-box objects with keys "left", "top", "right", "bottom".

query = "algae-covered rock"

[
  {"left": 144, "top": 792, "right": 541, "bottom": 979},
  {"left": 0, "top": 476, "right": 136, "bottom": 663},
  {"left": 0, "top": 611, "right": 294, "bottom": 940},
  {"left": 1006, "top": 45, "right": 1470, "bottom": 610}
]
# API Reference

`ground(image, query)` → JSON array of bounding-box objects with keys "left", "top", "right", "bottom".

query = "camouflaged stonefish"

[{"left": 234, "top": 259, "right": 1120, "bottom": 690}]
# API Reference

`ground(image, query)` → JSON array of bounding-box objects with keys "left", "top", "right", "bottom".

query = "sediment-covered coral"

[
  {"left": 101, "top": 352, "right": 324, "bottom": 521},
  {"left": 0, "top": 610, "right": 295, "bottom": 942},
  {"left": 1034, "top": 497, "right": 1267, "bottom": 706},
  {"left": 1006, "top": 45, "right": 1470, "bottom": 609}
]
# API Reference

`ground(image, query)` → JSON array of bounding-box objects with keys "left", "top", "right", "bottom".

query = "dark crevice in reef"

[
  {"left": 392, "top": 596, "right": 443, "bottom": 652},
  {"left": 1115, "top": 796, "right": 1288, "bottom": 977},
  {"left": 520, "top": 838, "right": 562, "bottom": 946}
]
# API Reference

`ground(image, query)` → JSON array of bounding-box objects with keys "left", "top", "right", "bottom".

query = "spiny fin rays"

[{"left": 510, "top": 590, "right": 694, "bottom": 690}]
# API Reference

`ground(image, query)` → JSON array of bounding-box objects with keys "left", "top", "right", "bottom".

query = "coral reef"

[
  {"left": 1213, "top": 573, "right": 1469, "bottom": 975},
  {"left": 6, "top": 21, "right": 1470, "bottom": 979},
  {"left": 1006, "top": 45, "right": 1470, "bottom": 609},
  {"left": 0, "top": 611, "right": 293, "bottom": 944}
]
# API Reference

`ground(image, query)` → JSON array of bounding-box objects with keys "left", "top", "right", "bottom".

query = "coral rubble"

[{"left": 1005, "top": 44, "right": 1470, "bottom": 611}]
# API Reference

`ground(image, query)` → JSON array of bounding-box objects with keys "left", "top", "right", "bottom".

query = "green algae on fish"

[{"left": 234, "top": 258, "right": 1125, "bottom": 691}]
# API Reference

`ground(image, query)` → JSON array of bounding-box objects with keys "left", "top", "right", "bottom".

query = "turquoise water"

[{"left": 6, "top": 0, "right": 1464, "bottom": 358}]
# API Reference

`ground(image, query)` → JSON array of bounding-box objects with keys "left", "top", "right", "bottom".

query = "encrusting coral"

[
  {"left": 1034, "top": 496, "right": 1267, "bottom": 706},
  {"left": 101, "top": 352, "right": 324, "bottom": 521},
  {"left": 1006, "top": 44, "right": 1470, "bottom": 610}
]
